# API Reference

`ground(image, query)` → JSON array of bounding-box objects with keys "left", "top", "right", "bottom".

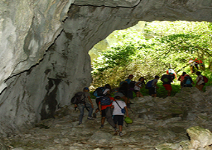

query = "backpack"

[
  {"left": 145, "top": 80, "right": 153, "bottom": 89},
  {"left": 93, "top": 87, "right": 105, "bottom": 97},
  {"left": 129, "top": 81, "right": 136, "bottom": 89},
  {"left": 100, "top": 96, "right": 112, "bottom": 105},
  {"left": 71, "top": 92, "right": 86, "bottom": 104},
  {"left": 119, "top": 81, "right": 125, "bottom": 86},
  {"left": 203, "top": 76, "right": 208, "bottom": 83},
  {"left": 184, "top": 76, "right": 191, "bottom": 85},
  {"left": 161, "top": 74, "right": 170, "bottom": 83}
]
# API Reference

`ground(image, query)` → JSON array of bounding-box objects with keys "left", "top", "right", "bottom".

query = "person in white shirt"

[
  {"left": 112, "top": 96, "right": 129, "bottom": 136},
  {"left": 134, "top": 77, "right": 145, "bottom": 97}
]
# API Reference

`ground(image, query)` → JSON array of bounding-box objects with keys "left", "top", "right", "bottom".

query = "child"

[{"left": 112, "top": 96, "right": 129, "bottom": 136}]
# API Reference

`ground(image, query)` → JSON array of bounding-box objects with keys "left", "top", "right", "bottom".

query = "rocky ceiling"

[{"left": 0, "top": 0, "right": 212, "bottom": 135}]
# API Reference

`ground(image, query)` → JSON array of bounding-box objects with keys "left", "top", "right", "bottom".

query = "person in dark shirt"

[{"left": 161, "top": 74, "right": 174, "bottom": 96}]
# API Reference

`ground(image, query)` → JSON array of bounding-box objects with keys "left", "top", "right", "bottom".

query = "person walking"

[
  {"left": 112, "top": 96, "right": 129, "bottom": 137},
  {"left": 134, "top": 77, "right": 145, "bottom": 97},
  {"left": 195, "top": 71, "right": 205, "bottom": 91},
  {"left": 149, "top": 76, "right": 159, "bottom": 97},
  {"left": 161, "top": 73, "right": 174, "bottom": 97},
  {"left": 93, "top": 84, "right": 111, "bottom": 118},
  {"left": 99, "top": 94, "right": 117, "bottom": 134},
  {"left": 77, "top": 87, "right": 94, "bottom": 125}
]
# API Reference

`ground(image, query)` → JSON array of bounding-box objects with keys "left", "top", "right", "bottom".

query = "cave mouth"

[{"left": 89, "top": 20, "right": 212, "bottom": 97}]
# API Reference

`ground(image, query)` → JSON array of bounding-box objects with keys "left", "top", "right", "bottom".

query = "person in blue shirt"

[{"left": 125, "top": 74, "right": 134, "bottom": 84}]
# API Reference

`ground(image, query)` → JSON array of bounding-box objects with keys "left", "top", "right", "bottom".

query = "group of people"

[
  {"left": 189, "top": 58, "right": 204, "bottom": 73},
  {"left": 75, "top": 86, "right": 129, "bottom": 137},
  {"left": 178, "top": 71, "right": 206, "bottom": 91},
  {"left": 73, "top": 70, "right": 207, "bottom": 136}
]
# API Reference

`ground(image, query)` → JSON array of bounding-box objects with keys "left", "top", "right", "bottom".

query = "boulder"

[{"left": 187, "top": 126, "right": 212, "bottom": 149}]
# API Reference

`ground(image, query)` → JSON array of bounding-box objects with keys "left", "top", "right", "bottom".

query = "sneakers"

[
  {"left": 114, "top": 128, "right": 118, "bottom": 135},
  {"left": 99, "top": 125, "right": 104, "bottom": 129},
  {"left": 87, "top": 117, "right": 94, "bottom": 120},
  {"left": 119, "top": 132, "right": 123, "bottom": 137}
]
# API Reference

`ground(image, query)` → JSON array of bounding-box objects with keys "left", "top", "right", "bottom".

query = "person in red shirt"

[
  {"left": 194, "top": 58, "right": 204, "bottom": 70},
  {"left": 99, "top": 94, "right": 117, "bottom": 133}
]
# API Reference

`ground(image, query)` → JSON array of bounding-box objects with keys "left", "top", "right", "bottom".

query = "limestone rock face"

[
  {"left": 1, "top": 0, "right": 212, "bottom": 135},
  {"left": 187, "top": 126, "right": 212, "bottom": 149},
  {"left": 0, "top": 0, "right": 73, "bottom": 92},
  {"left": 74, "top": 0, "right": 141, "bottom": 7}
]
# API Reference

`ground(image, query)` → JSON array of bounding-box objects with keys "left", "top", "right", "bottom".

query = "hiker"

[
  {"left": 189, "top": 58, "right": 204, "bottom": 73},
  {"left": 178, "top": 72, "right": 186, "bottom": 88},
  {"left": 76, "top": 87, "right": 94, "bottom": 125},
  {"left": 93, "top": 84, "right": 111, "bottom": 118},
  {"left": 118, "top": 82, "right": 129, "bottom": 104},
  {"left": 134, "top": 77, "right": 145, "bottom": 97},
  {"left": 161, "top": 73, "right": 174, "bottom": 96},
  {"left": 112, "top": 95, "right": 129, "bottom": 136},
  {"left": 147, "top": 76, "right": 159, "bottom": 97},
  {"left": 125, "top": 74, "right": 134, "bottom": 84},
  {"left": 189, "top": 59, "right": 195, "bottom": 73},
  {"left": 99, "top": 94, "right": 117, "bottom": 133},
  {"left": 125, "top": 74, "right": 134, "bottom": 106},
  {"left": 195, "top": 71, "right": 205, "bottom": 91},
  {"left": 166, "top": 68, "right": 177, "bottom": 80},
  {"left": 183, "top": 73, "right": 194, "bottom": 87},
  {"left": 194, "top": 58, "right": 204, "bottom": 70}
]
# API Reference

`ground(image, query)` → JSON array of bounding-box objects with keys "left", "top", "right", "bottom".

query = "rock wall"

[{"left": 0, "top": 0, "right": 212, "bottom": 135}]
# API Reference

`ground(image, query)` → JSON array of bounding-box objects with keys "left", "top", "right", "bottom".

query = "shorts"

[
  {"left": 163, "top": 84, "right": 172, "bottom": 91},
  {"left": 149, "top": 87, "right": 156, "bottom": 95},
  {"left": 101, "top": 109, "right": 106, "bottom": 117},
  {"left": 96, "top": 97, "right": 101, "bottom": 107},
  {"left": 134, "top": 90, "right": 139, "bottom": 93},
  {"left": 113, "top": 115, "right": 124, "bottom": 126},
  {"left": 197, "top": 83, "right": 205, "bottom": 86}
]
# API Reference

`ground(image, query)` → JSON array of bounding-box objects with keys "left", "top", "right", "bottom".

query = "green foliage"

[{"left": 90, "top": 21, "right": 212, "bottom": 94}]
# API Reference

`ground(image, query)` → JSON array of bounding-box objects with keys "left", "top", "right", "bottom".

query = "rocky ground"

[{"left": 1, "top": 86, "right": 212, "bottom": 150}]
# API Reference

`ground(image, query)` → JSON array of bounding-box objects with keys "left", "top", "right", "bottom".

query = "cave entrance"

[{"left": 89, "top": 21, "right": 212, "bottom": 97}]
